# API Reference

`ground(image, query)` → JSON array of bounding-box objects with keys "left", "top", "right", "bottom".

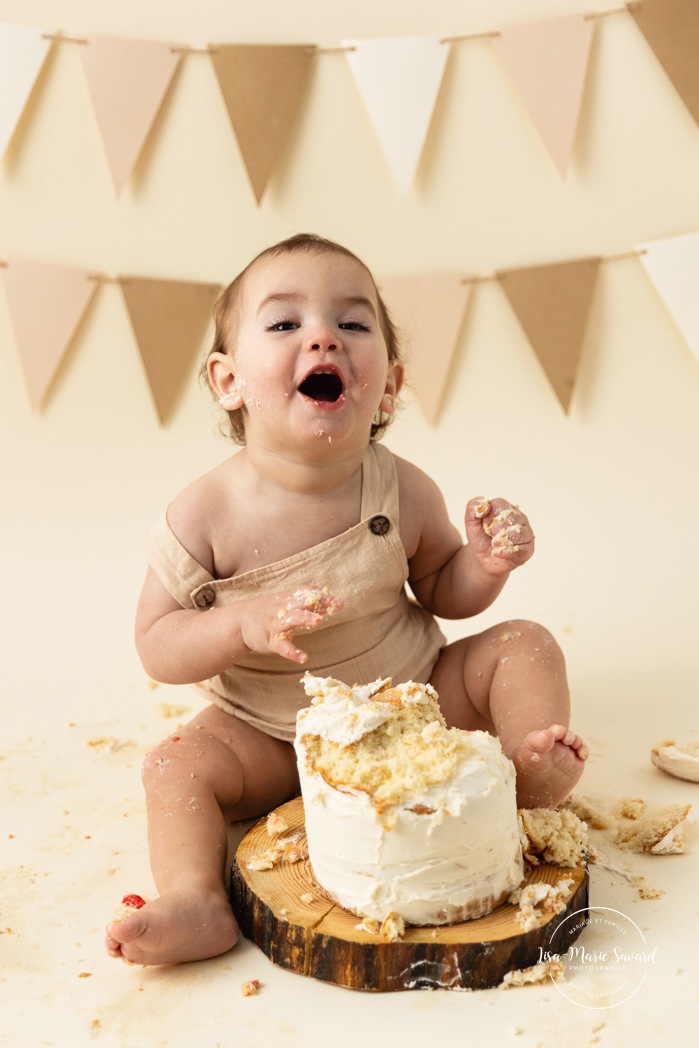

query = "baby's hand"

[
  {"left": 465, "top": 497, "right": 534, "bottom": 574},
  {"left": 241, "top": 587, "right": 344, "bottom": 664}
]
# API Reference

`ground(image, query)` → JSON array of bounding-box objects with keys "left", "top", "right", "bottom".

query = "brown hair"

[{"left": 203, "top": 233, "right": 402, "bottom": 444}]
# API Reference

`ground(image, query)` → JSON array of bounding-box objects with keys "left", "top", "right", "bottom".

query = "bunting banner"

[
  {"left": 2, "top": 244, "right": 697, "bottom": 423},
  {"left": 630, "top": 0, "right": 699, "bottom": 128},
  {"left": 1, "top": 258, "right": 97, "bottom": 409},
  {"left": 341, "top": 35, "right": 450, "bottom": 193},
  {"left": 2, "top": 10, "right": 699, "bottom": 191},
  {"left": 79, "top": 34, "right": 182, "bottom": 195},
  {"left": 492, "top": 13, "right": 596, "bottom": 176},
  {"left": 0, "top": 23, "right": 52, "bottom": 157},
  {"left": 210, "top": 44, "right": 315, "bottom": 204},
  {"left": 496, "top": 257, "right": 601, "bottom": 412},
  {"left": 379, "top": 274, "right": 472, "bottom": 424},
  {"left": 638, "top": 231, "right": 699, "bottom": 365},
  {"left": 120, "top": 277, "right": 221, "bottom": 423}
]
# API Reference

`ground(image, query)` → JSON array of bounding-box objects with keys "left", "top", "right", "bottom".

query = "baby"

[{"left": 105, "top": 233, "right": 587, "bottom": 966}]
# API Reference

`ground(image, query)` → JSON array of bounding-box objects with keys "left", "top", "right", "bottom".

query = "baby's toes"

[
  {"left": 523, "top": 728, "right": 554, "bottom": 754},
  {"left": 568, "top": 733, "right": 589, "bottom": 760}
]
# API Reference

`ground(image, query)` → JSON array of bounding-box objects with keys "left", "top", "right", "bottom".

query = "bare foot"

[
  {"left": 105, "top": 886, "right": 239, "bottom": 965},
  {"left": 510, "top": 724, "right": 588, "bottom": 809}
]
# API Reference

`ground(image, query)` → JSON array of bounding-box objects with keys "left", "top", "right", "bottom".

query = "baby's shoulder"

[
  {"left": 166, "top": 456, "right": 242, "bottom": 572},
  {"left": 391, "top": 452, "right": 443, "bottom": 506}
]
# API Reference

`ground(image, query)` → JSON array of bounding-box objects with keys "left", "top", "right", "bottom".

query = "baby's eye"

[
  {"left": 267, "top": 319, "right": 298, "bottom": 332},
  {"left": 339, "top": 321, "right": 370, "bottom": 332}
]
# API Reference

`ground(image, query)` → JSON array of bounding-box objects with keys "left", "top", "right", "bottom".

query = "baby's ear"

[
  {"left": 384, "top": 362, "right": 404, "bottom": 404},
  {"left": 207, "top": 352, "right": 241, "bottom": 407}
]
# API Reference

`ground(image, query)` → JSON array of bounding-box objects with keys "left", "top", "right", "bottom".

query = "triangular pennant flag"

[
  {"left": 630, "top": 0, "right": 699, "bottom": 127},
  {"left": 120, "top": 278, "right": 221, "bottom": 424},
  {"left": 209, "top": 44, "right": 315, "bottom": 204},
  {"left": 1, "top": 258, "right": 97, "bottom": 409},
  {"left": 79, "top": 34, "right": 181, "bottom": 194},
  {"left": 638, "top": 231, "right": 699, "bottom": 365},
  {"left": 496, "top": 258, "right": 601, "bottom": 412},
  {"left": 0, "top": 23, "right": 52, "bottom": 157},
  {"left": 379, "top": 274, "right": 471, "bottom": 424},
  {"left": 493, "top": 14, "right": 595, "bottom": 175},
  {"left": 342, "top": 36, "right": 450, "bottom": 194}
]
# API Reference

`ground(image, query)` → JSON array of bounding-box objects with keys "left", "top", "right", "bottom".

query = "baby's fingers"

[
  {"left": 271, "top": 630, "right": 310, "bottom": 664},
  {"left": 285, "top": 587, "right": 344, "bottom": 616}
]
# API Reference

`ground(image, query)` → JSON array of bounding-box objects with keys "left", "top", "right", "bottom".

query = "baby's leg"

[
  {"left": 104, "top": 705, "right": 299, "bottom": 965},
  {"left": 431, "top": 620, "right": 587, "bottom": 808}
]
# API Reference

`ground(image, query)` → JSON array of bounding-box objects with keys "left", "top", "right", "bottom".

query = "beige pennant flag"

[
  {"left": 0, "top": 23, "right": 52, "bottom": 157},
  {"left": 120, "top": 278, "right": 221, "bottom": 424},
  {"left": 497, "top": 258, "right": 601, "bottom": 412},
  {"left": 638, "top": 231, "right": 699, "bottom": 365},
  {"left": 210, "top": 44, "right": 315, "bottom": 204},
  {"left": 1, "top": 258, "right": 97, "bottom": 409},
  {"left": 341, "top": 36, "right": 450, "bottom": 194},
  {"left": 79, "top": 34, "right": 182, "bottom": 194},
  {"left": 493, "top": 14, "right": 596, "bottom": 175},
  {"left": 630, "top": 0, "right": 699, "bottom": 127},
  {"left": 378, "top": 274, "right": 472, "bottom": 424}
]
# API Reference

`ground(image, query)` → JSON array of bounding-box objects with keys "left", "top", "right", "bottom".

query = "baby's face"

[{"left": 222, "top": 251, "right": 401, "bottom": 450}]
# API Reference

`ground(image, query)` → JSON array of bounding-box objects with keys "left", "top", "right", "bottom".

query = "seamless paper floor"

[{"left": 2, "top": 675, "right": 697, "bottom": 1048}]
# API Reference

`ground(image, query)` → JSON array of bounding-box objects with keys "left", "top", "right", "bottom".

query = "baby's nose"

[{"left": 305, "top": 325, "right": 338, "bottom": 351}]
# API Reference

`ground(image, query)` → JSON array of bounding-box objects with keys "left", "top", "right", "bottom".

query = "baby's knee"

[
  {"left": 496, "top": 620, "right": 565, "bottom": 665},
  {"left": 141, "top": 736, "right": 184, "bottom": 787}
]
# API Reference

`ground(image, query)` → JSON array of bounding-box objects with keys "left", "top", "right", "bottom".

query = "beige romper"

[{"left": 146, "top": 442, "right": 446, "bottom": 743}]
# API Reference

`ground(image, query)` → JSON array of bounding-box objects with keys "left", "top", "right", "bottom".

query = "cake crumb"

[
  {"left": 519, "top": 808, "right": 588, "bottom": 866},
  {"left": 500, "top": 959, "right": 565, "bottom": 988},
  {"left": 155, "top": 701, "right": 191, "bottom": 718},
  {"left": 509, "top": 877, "right": 574, "bottom": 931},
  {"left": 355, "top": 918, "right": 380, "bottom": 934},
  {"left": 245, "top": 847, "right": 283, "bottom": 871},
  {"left": 568, "top": 794, "right": 693, "bottom": 854},
  {"left": 282, "top": 838, "right": 308, "bottom": 863},
  {"left": 380, "top": 911, "right": 405, "bottom": 942},
  {"left": 300, "top": 892, "right": 314, "bottom": 905},
  {"left": 651, "top": 738, "right": 699, "bottom": 783},
  {"left": 241, "top": 979, "right": 260, "bottom": 996},
  {"left": 266, "top": 811, "right": 289, "bottom": 837}
]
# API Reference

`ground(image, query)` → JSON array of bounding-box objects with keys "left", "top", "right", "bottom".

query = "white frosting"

[
  {"left": 298, "top": 674, "right": 435, "bottom": 747},
  {"left": 295, "top": 676, "right": 524, "bottom": 925}
]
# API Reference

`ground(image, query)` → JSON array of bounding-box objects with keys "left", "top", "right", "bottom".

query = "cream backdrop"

[{"left": 1, "top": 0, "right": 698, "bottom": 749}]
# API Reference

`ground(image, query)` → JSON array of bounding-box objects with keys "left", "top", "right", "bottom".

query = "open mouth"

[{"left": 298, "top": 367, "right": 345, "bottom": 404}]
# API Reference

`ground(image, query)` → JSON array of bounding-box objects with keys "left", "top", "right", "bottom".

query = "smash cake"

[{"left": 294, "top": 674, "right": 524, "bottom": 926}]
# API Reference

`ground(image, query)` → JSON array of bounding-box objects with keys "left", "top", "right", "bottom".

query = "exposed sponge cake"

[{"left": 295, "top": 674, "right": 524, "bottom": 926}]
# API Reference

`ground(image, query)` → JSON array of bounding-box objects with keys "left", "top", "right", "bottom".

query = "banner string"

[
  {"left": 460, "top": 248, "right": 647, "bottom": 284},
  {"left": 36, "top": 4, "right": 644, "bottom": 56}
]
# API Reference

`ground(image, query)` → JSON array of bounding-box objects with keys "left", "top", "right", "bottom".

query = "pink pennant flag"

[
  {"left": 1, "top": 258, "right": 97, "bottom": 409},
  {"left": 638, "top": 231, "right": 699, "bottom": 365},
  {"left": 341, "top": 36, "right": 450, "bottom": 194},
  {"left": 0, "top": 23, "right": 52, "bottom": 157},
  {"left": 493, "top": 14, "right": 596, "bottom": 175},
  {"left": 79, "top": 34, "right": 181, "bottom": 194},
  {"left": 378, "top": 273, "right": 472, "bottom": 424}
]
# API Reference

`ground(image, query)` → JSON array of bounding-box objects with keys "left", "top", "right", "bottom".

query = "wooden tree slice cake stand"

[{"left": 229, "top": 796, "right": 589, "bottom": 992}]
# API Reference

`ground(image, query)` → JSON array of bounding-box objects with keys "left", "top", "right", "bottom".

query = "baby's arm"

[
  {"left": 398, "top": 459, "right": 534, "bottom": 620},
  {"left": 135, "top": 574, "right": 342, "bottom": 684}
]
